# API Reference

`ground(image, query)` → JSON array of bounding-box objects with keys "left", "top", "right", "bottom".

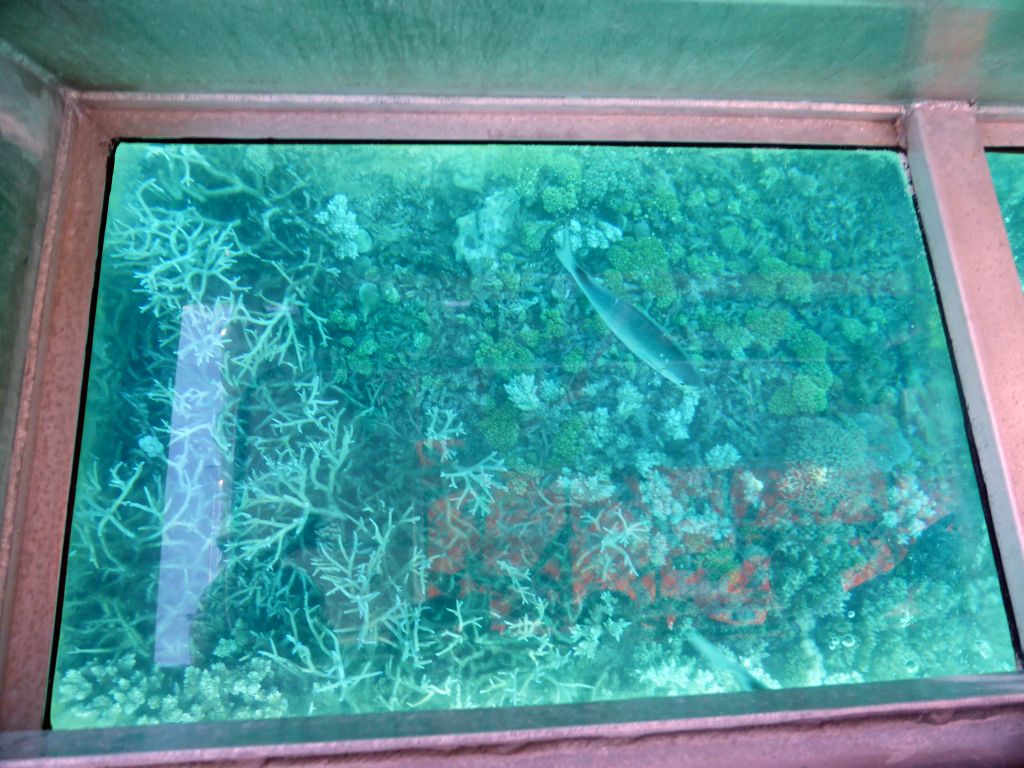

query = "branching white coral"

[
  {"left": 583, "top": 219, "right": 623, "bottom": 250},
  {"left": 440, "top": 452, "right": 508, "bottom": 518},
  {"left": 315, "top": 194, "right": 371, "bottom": 261},
  {"left": 740, "top": 470, "right": 764, "bottom": 506},
  {"left": 560, "top": 471, "right": 616, "bottom": 504},
  {"left": 423, "top": 405, "right": 466, "bottom": 462},
  {"left": 106, "top": 184, "right": 251, "bottom": 318},
  {"left": 677, "top": 500, "right": 734, "bottom": 542},
  {"left": 615, "top": 382, "right": 644, "bottom": 417},
  {"left": 504, "top": 374, "right": 542, "bottom": 411},
  {"left": 705, "top": 443, "right": 741, "bottom": 470},
  {"left": 309, "top": 504, "right": 430, "bottom": 652},
  {"left": 886, "top": 475, "right": 936, "bottom": 544},
  {"left": 640, "top": 470, "right": 688, "bottom": 523}
]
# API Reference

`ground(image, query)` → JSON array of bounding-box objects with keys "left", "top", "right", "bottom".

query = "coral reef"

[{"left": 52, "top": 143, "right": 1015, "bottom": 729}]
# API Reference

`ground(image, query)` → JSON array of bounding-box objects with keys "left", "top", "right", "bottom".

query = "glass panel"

[
  {"left": 51, "top": 143, "right": 1015, "bottom": 729},
  {"left": 988, "top": 150, "right": 1024, "bottom": 291}
]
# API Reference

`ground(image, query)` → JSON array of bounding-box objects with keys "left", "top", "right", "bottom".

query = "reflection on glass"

[
  {"left": 154, "top": 303, "right": 233, "bottom": 667},
  {"left": 52, "top": 143, "right": 1015, "bottom": 728},
  {"left": 988, "top": 151, "right": 1024, "bottom": 291}
]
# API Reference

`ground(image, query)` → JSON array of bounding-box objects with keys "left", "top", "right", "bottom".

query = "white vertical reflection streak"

[{"left": 154, "top": 304, "right": 234, "bottom": 667}]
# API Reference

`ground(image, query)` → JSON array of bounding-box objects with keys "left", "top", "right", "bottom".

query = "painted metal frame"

[
  {"left": 3, "top": 93, "right": 1024, "bottom": 766},
  {"left": 907, "top": 103, "right": 1024, "bottom": 644},
  {"left": 977, "top": 105, "right": 1024, "bottom": 148}
]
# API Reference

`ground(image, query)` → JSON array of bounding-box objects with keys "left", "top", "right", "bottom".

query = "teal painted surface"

[
  {"left": 988, "top": 152, "right": 1024, "bottom": 291},
  {"left": 0, "top": 1, "right": 1023, "bottom": 103},
  {"left": 0, "top": 52, "right": 62, "bottom": 526},
  {"left": 51, "top": 142, "right": 1013, "bottom": 728}
]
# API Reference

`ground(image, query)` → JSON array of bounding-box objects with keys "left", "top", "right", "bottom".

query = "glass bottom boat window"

[
  {"left": 988, "top": 151, "right": 1024, "bottom": 291},
  {"left": 51, "top": 142, "right": 1015, "bottom": 729}
]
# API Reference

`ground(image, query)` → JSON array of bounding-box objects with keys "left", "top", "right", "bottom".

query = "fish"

[
  {"left": 553, "top": 227, "right": 701, "bottom": 389},
  {"left": 685, "top": 628, "right": 769, "bottom": 692}
]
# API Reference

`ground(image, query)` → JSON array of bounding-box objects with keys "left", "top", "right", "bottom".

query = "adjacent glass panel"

[
  {"left": 51, "top": 143, "right": 1014, "bottom": 729},
  {"left": 988, "top": 150, "right": 1024, "bottom": 291}
]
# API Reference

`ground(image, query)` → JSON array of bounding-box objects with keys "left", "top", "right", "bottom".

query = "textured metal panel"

[
  {"left": 79, "top": 92, "right": 903, "bottom": 145},
  {"left": 0, "top": 1, "right": 1022, "bottom": 106},
  {"left": 0, "top": 52, "right": 62, "bottom": 524},
  {"left": 0, "top": 50, "right": 64, "bottom": 726},
  {"left": 4, "top": 687, "right": 1024, "bottom": 766},
  {"left": 978, "top": 106, "right": 1024, "bottom": 147},
  {"left": 0, "top": 107, "right": 108, "bottom": 732},
  {"left": 980, "top": 122, "right": 1024, "bottom": 147}
]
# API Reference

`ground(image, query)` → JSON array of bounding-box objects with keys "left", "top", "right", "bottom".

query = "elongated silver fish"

[
  {"left": 686, "top": 629, "right": 768, "bottom": 692},
  {"left": 554, "top": 228, "right": 701, "bottom": 388}
]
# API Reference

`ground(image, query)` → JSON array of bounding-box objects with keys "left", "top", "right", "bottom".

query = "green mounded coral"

[
  {"left": 479, "top": 401, "right": 521, "bottom": 453},
  {"left": 750, "top": 254, "right": 813, "bottom": 304},
  {"left": 608, "top": 237, "right": 669, "bottom": 287},
  {"left": 785, "top": 416, "right": 868, "bottom": 471},
  {"left": 541, "top": 184, "right": 579, "bottom": 216},
  {"left": 327, "top": 308, "right": 359, "bottom": 331},
  {"left": 767, "top": 373, "right": 829, "bottom": 416},
  {"left": 838, "top": 317, "right": 870, "bottom": 345},
  {"left": 475, "top": 335, "right": 535, "bottom": 376},
  {"left": 540, "top": 307, "right": 567, "bottom": 340},
  {"left": 712, "top": 322, "right": 754, "bottom": 360},
  {"left": 744, "top": 307, "right": 791, "bottom": 352},
  {"left": 561, "top": 348, "right": 587, "bottom": 375},
  {"left": 606, "top": 237, "right": 675, "bottom": 306},
  {"left": 786, "top": 326, "right": 828, "bottom": 362},
  {"left": 719, "top": 224, "right": 749, "bottom": 254},
  {"left": 521, "top": 219, "right": 553, "bottom": 252},
  {"left": 650, "top": 182, "right": 682, "bottom": 225},
  {"left": 552, "top": 413, "right": 586, "bottom": 465}
]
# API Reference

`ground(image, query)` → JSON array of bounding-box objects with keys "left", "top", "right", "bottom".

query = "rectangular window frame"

[{"left": 3, "top": 95, "right": 1024, "bottom": 766}]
